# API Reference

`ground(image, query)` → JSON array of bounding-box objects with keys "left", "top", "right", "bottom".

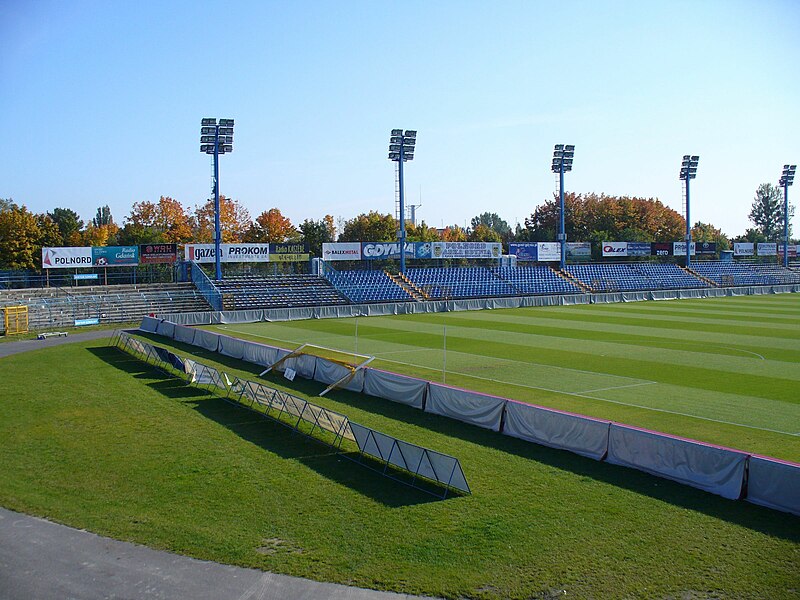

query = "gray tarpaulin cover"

[
  {"left": 746, "top": 455, "right": 800, "bottom": 516},
  {"left": 606, "top": 424, "right": 747, "bottom": 499},
  {"left": 240, "top": 340, "right": 287, "bottom": 367},
  {"left": 217, "top": 335, "right": 247, "bottom": 360},
  {"left": 362, "top": 368, "right": 427, "bottom": 409},
  {"left": 172, "top": 324, "right": 196, "bottom": 345},
  {"left": 139, "top": 316, "right": 160, "bottom": 333},
  {"left": 281, "top": 353, "right": 317, "bottom": 379},
  {"left": 313, "top": 358, "right": 365, "bottom": 393},
  {"left": 425, "top": 383, "right": 506, "bottom": 431},
  {"left": 503, "top": 400, "right": 610, "bottom": 460},
  {"left": 191, "top": 329, "right": 220, "bottom": 352},
  {"left": 155, "top": 320, "right": 175, "bottom": 339}
]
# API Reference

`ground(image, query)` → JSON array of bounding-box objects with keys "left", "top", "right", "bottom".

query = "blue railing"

[{"left": 189, "top": 261, "right": 223, "bottom": 311}]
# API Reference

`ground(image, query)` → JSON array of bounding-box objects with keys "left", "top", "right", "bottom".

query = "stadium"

[{"left": 2, "top": 228, "right": 799, "bottom": 598}]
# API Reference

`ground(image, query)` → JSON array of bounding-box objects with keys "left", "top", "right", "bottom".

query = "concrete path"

[{"left": 0, "top": 330, "right": 433, "bottom": 600}]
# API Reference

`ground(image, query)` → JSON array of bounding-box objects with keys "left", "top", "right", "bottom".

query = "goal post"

[
  {"left": 259, "top": 342, "right": 375, "bottom": 396},
  {"left": 3, "top": 306, "right": 29, "bottom": 335}
]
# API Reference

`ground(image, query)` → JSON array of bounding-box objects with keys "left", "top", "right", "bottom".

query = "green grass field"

[
  {"left": 0, "top": 295, "right": 798, "bottom": 599},
  {"left": 209, "top": 294, "right": 800, "bottom": 462}
]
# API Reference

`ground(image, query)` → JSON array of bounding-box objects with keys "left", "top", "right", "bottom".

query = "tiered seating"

[
  {"left": 405, "top": 267, "right": 516, "bottom": 299},
  {"left": 628, "top": 263, "right": 708, "bottom": 289},
  {"left": 214, "top": 275, "right": 348, "bottom": 309},
  {"left": 0, "top": 283, "right": 212, "bottom": 330},
  {"left": 325, "top": 270, "right": 412, "bottom": 303},
  {"left": 492, "top": 266, "right": 583, "bottom": 295},
  {"left": 566, "top": 263, "right": 707, "bottom": 292},
  {"left": 689, "top": 262, "right": 800, "bottom": 286}
]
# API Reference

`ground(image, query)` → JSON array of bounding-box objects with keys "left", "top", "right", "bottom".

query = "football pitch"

[{"left": 210, "top": 294, "right": 800, "bottom": 461}]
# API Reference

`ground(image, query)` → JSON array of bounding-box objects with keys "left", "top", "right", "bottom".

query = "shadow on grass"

[{"left": 89, "top": 345, "right": 439, "bottom": 508}]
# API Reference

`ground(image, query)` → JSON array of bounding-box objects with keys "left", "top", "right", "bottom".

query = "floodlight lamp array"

[
  {"left": 679, "top": 155, "right": 699, "bottom": 180},
  {"left": 551, "top": 144, "right": 575, "bottom": 173},
  {"left": 388, "top": 129, "right": 417, "bottom": 162},
  {"left": 200, "top": 118, "right": 235, "bottom": 155},
  {"left": 779, "top": 164, "right": 796, "bottom": 187}
]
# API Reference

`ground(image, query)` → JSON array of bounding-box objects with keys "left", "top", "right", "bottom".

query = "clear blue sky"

[{"left": 2, "top": 0, "right": 798, "bottom": 238}]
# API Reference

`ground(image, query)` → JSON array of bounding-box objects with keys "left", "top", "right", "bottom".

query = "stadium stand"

[
  {"left": 405, "top": 267, "right": 517, "bottom": 299},
  {"left": 213, "top": 274, "right": 349, "bottom": 309},
  {"left": 324, "top": 270, "right": 413, "bottom": 303},
  {"left": 492, "top": 266, "right": 583, "bottom": 295},
  {"left": 688, "top": 261, "right": 800, "bottom": 286},
  {"left": 566, "top": 263, "right": 708, "bottom": 292},
  {"left": 0, "top": 283, "right": 211, "bottom": 330}
]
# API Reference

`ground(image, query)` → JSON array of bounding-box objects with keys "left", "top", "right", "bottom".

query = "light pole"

[
  {"left": 388, "top": 129, "right": 416, "bottom": 274},
  {"left": 200, "top": 117, "right": 234, "bottom": 281},
  {"left": 779, "top": 164, "right": 796, "bottom": 268},
  {"left": 679, "top": 155, "right": 699, "bottom": 268},
  {"left": 551, "top": 144, "right": 574, "bottom": 270}
]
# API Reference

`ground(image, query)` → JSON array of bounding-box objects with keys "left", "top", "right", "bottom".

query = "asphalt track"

[{"left": 0, "top": 329, "right": 433, "bottom": 600}]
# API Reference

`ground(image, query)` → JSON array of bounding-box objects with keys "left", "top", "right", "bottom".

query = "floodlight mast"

[
  {"left": 679, "top": 155, "right": 699, "bottom": 268},
  {"left": 388, "top": 129, "right": 416, "bottom": 273},
  {"left": 780, "top": 164, "right": 797, "bottom": 267},
  {"left": 551, "top": 144, "right": 574, "bottom": 270},
  {"left": 200, "top": 118, "right": 234, "bottom": 281}
]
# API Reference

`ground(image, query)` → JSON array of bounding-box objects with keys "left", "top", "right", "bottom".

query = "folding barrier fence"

[
  {"left": 138, "top": 318, "right": 800, "bottom": 515},
  {"left": 113, "top": 330, "right": 470, "bottom": 499}
]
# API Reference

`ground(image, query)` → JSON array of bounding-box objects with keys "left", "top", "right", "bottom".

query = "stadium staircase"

[
  {"left": 390, "top": 272, "right": 427, "bottom": 301},
  {"left": 684, "top": 267, "right": 719, "bottom": 287},
  {"left": 0, "top": 283, "right": 212, "bottom": 331},
  {"left": 556, "top": 268, "right": 592, "bottom": 293}
]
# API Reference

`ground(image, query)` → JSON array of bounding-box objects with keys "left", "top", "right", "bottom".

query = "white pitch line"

[
  {"left": 579, "top": 381, "right": 658, "bottom": 394},
  {"left": 216, "top": 326, "right": 799, "bottom": 438}
]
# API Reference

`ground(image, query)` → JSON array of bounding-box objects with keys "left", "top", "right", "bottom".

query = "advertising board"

[
  {"left": 566, "top": 242, "right": 591, "bottom": 259},
  {"left": 695, "top": 241, "right": 717, "bottom": 255},
  {"left": 509, "top": 243, "right": 537, "bottom": 261},
  {"left": 673, "top": 242, "right": 696, "bottom": 257},
  {"left": 757, "top": 243, "right": 777, "bottom": 256},
  {"left": 140, "top": 243, "right": 177, "bottom": 264},
  {"left": 602, "top": 242, "right": 628, "bottom": 257},
  {"left": 734, "top": 243, "right": 754, "bottom": 256},
  {"left": 536, "top": 242, "right": 561, "bottom": 262},
  {"left": 269, "top": 242, "right": 309, "bottom": 262},
  {"left": 651, "top": 242, "right": 672, "bottom": 257},
  {"left": 322, "top": 242, "right": 362, "bottom": 261},
  {"left": 41, "top": 247, "right": 93, "bottom": 269},
  {"left": 431, "top": 242, "right": 501, "bottom": 259},
  {"left": 92, "top": 246, "right": 139, "bottom": 266},
  {"left": 361, "top": 242, "right": 416, "bottom": 260},
  {"left": 185, "top": 243, "right": 270, "bottom": 263},
  {"left": 627, "top": 242, "right": 652, "bottom": 257}
]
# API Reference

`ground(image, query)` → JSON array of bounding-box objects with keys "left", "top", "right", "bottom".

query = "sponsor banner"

[
  {"left": 42, "top": 247, "right": 93, "bottom": 269},
  {"left": 75, "top": 318, "right": 100, "bottom": 326},
  {"left": 673, "top": 242, "right": 696, "bottom": 257},
  {"left": 627, "top": 242, "right": 652, "bottom": 257},
  {"left": 777, "top": 245, "right": 798, "bottom": 258},
  {"left": 537, "top": 242, "right": 560, "bottom": 262},
  {"left": 361, "top": 241, "right": 416, "bottom": 260},
  {"left": 185, "top": 243, "right": 271, "bottom": 263},
  {"left": 566, "top": 242, "right": 591, "bottom": 259},
  {"left": 414, "top": 242, "right": 434, "bottom": 259},
  {"left": 140, "top": 243, "right": 177, "bottom": 264},
  {"left": 92, "top": 246, "right": 139, "bottom": 266},
  {"left": 269, "top": 242, "right": 309, "bottom": 262},
  {"left": 734, "top": 242, "right": 754, "bottom": 256},
  {"left": 757, "top": 242, "right": 777, "bottom": 256},
  {"left": 322, "top": 242, "right": 362, "bottom": 261},
  {"left": 651, "top": 242, "right": 673, "bottom": 257},
  {"left": 431, "top": 242, "right": 502, "bottom": 259},
  {"left": 602, "top": 241, "right": 628, "bottom": 257},
  {"left": 509, "top": 243, "right": 537, "bottom": 261},
  {"left": 695, "top": 241, "right": 717, "bottom": 255}
]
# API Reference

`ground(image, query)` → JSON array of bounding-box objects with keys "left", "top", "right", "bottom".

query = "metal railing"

[{"left": 189, "top": 261, "right": 223, "bottom": 311}]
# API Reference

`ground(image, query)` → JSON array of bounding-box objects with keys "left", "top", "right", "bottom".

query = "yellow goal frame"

[{"left": 3, "top": 305, "right": 29, "bottom": 335}]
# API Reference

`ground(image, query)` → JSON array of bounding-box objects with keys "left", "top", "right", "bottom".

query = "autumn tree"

[
  {"left": 243, "top": 208, "right": 299, "bottom": 243},
  {"left": 692, "top": 222, "right": 730, "bottom": 251},
  {"left": 0, "top": 204, "right": 42, "bottom": 270},
  {"left": 299, "top": 216, "right": 336, "bottom": 257},
  {"left": 121, "top": 196, "right": 193, "bottom": 244},
  {"left": 749, "top": 183, "right": 793, "bottom": 240},
  {"left": 48, "top": 207, "right": 84, "bottom": 246},
  {"left": 468, "top": 223, "right": 502, "bottom": 243},
  {"left": 338, "top": 211, "right": 397, "bottom": 242},
  {"left": 441, "top": 225, "right": 467, "bottom": 242},
  {"left": 194, "top": 196, "right": 251, "bottom": 243},
  {"left": 406, "top": 220, "right": 441, "bottom": 242}
]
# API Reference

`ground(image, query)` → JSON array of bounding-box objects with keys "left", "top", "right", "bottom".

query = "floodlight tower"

[
  {"left": 679, "top": 155, "right": 699, "bottom": 268},
  {"left": 200, "top": 118, "right": 235, "bottom": 281},
  {"left": 388, "top": 129, "right": 416, "bottom": 273},
  {"left": 779, "top": 164, "right": 796, "bottom": 267},
  {"left": 551, "top": 144, "right": 574, "bottom": 270}
]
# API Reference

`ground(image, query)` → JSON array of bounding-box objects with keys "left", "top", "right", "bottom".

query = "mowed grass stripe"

[{"left": 582, "top": 304, "right": 800, "bottom": 324}]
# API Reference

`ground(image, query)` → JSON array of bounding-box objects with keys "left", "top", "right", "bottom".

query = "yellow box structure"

[{"left": 3, "top": 305, "right": 29, "bottom": 335}]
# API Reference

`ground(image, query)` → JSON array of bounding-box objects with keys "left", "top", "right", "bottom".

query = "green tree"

[
  {"left": 692, "top": 222, "right": 730, "bottom": 251},
  {"left": 299, "top": 217, "right": 336, "bottom": 257},
  {"left": 48, "top": 207, "right": 84, "bottom": 246},
  {"left": 748, "top": 183, "right": 793, "bottom": 240},
  {"left": 468, "top": 223, "right": 502, "bottom": 243},
  {"left": 406, "top": 220, "right": 441, "bottom": 242},
  {"left": 338, "top": 211, "right": 397, "bottom": 242},
  {"left": 0, "top": 198, "right": 15, "bottom": 212},
  {"left": 92, "top": 205, "right": 115, "bottom": 227}
]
